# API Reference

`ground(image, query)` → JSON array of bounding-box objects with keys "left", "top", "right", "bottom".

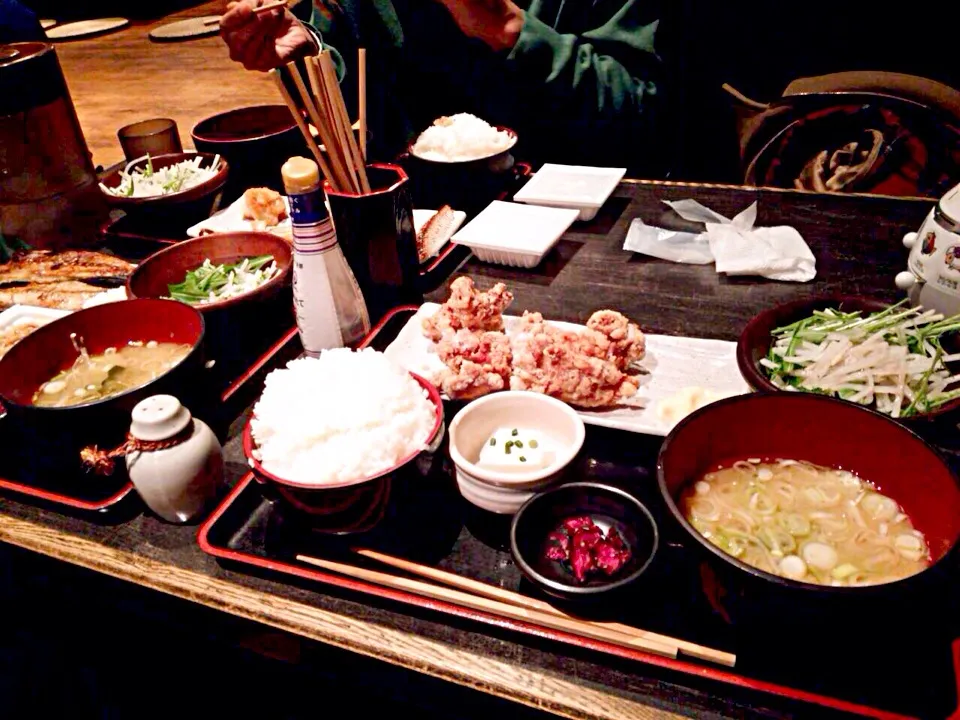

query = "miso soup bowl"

[
  {"left": 242, "top": 372, "right": 444, "bottom": 530},
  {"left": 657, "top": 393, "right": 960, "bottom": 629},
  {"left": 0, "top": 299, "right": 205, "bottom": 478}
]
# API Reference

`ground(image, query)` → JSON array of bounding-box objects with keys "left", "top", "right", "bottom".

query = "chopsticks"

[
  {"left": 296, "top": 553, "right": 679, "bottom": 659},
  {"left": 353, "top": 549, "right": 736, "bottom": 667},
  {"left": 205, "top": 1, "right": 288, "bottom": 26},
  {"left": 358, "top": 48, "right": 368, "bottom": 161},
  {"left": 272, "top": 49, "right": 370, "bottom": 194}
]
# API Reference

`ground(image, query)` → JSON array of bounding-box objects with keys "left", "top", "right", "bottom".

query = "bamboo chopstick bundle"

[{"left": 271, "top": 51, "right": 370, "bottom": 193}]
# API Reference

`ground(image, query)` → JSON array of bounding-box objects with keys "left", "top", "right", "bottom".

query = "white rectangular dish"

[
  {"left": 513, "top": 164, "right": 626, "bottom": 221},
  {"left": 383, "top": 304, "right": 751, "bottom": 437},
  {"left": 451, "top": 201, "right": 579, "bottom": 268}
]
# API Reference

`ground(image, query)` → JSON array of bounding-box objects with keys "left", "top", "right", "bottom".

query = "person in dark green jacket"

[{"left": 222, "top": 0, "right": 668, "bottom": 175}]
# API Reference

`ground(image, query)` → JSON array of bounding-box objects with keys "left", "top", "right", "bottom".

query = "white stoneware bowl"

[{"left": 448, "top": 391, "right": 585, "bottom": 514}]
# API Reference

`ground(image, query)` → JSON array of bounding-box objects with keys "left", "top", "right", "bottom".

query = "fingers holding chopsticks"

[{"left": 221, "top": 0, "right": 313, "bottom": 72}]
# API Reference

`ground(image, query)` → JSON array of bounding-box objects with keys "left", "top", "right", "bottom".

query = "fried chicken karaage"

[
  {"left": 510, "top": 311, "right": 641, "bottom": 408},
  {"left": 435, "top": 329, "right": 513, "bottom": 399},
  {"left": 421, "top": 277, "right": 513, "bottom": 342},
  {"left": 422, "top": 280, "right": 646, "bottom": 408}
]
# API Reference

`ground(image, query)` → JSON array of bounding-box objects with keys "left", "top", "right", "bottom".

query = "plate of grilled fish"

[{"left": 0, "top": 249, "right": 136, "bottom": 311}]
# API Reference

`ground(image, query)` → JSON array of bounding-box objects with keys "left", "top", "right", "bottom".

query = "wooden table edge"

[{"left": 0, "top": 512, "right": 684, "bottom": 720}]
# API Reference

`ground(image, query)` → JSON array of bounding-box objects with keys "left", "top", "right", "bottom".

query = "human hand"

[
  {"left": 434, "top": 0, "right": 525, "bottom": 52},
  {"left": 220, "top": 0, "right": 317, "bottom": 72}
]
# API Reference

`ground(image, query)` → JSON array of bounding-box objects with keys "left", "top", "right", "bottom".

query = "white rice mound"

[
  {"left": 250, "top": 349, "right": 437, "bottom": 485},
  {"left": 411, "top": 113, "right": 514, "bottom": 162}
]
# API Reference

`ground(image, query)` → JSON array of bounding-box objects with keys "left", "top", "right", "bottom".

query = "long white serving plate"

[{"left": 383, "top": 303, "right": 751, "bottom": 437}]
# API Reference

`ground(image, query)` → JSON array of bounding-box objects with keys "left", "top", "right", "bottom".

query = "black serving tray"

[{"left": 200, "top": 306, "right": 960, "bottom": 719}]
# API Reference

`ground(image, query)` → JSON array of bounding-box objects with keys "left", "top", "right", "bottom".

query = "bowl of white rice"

[
  {"left": 410, "top": 114, "right": 517, "bottom": 166},
  {"left": 243, "top": 349, "right": 444, "bottom": 513}
]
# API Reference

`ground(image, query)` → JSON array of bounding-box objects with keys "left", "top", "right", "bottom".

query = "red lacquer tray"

[
  {"left": 198, "top": 306, "right": 960, "bottom": 719},
  {"left": 0, "top": 315, "right": 301, "bottom": 514}
]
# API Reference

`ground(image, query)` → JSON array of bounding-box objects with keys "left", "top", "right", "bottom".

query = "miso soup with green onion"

[{"left": 680, "top": 459, "right": 931, "bottom": 586}]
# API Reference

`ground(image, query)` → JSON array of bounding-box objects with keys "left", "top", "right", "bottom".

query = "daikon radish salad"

[
  {"left": 101, "top": 154, "right": 221, "bottom": 198},
  {"left": 761, "top": 301, "right": 960, "bottom": 418}
]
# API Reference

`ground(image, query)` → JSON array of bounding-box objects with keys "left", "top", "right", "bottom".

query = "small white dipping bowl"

[{"left": 448, "top": 392, "right": 586, "bottom": 514}]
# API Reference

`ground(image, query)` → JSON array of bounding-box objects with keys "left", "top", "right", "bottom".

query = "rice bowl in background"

[{"left": 411, "top": 114, "right": 517, "bottom": 163}]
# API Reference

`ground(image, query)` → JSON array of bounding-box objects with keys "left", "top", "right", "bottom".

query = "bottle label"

[{"left": 289, "top": 190, "right": 338, "bottom": 254}]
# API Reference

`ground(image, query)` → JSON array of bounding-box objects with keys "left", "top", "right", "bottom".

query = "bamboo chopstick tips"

[
  {"left": 271, "top": 51, "right": 369, "bottom": 194},
  {"left": 352, "top": 548, "right": 737, "bottom": 668}
]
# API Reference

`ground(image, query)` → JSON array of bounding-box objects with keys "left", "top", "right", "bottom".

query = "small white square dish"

[
  {"left": 514, "top": 164, "right": 627, "bottom": 221},
  {"left": 452, "top": 201, "right": 580, "bottom": 268}
]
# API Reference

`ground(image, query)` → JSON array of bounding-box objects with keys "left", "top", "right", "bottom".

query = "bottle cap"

[
  {"left": 281, "top": 156, "right": 321, "bottom": 194},
  {"left": 130, "top": 395, "right": 192, "bottom": 442}
]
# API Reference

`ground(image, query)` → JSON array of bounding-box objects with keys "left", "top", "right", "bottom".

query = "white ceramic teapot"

[{"left": 896, "top": 183, "right": 960, "bottom": 317}]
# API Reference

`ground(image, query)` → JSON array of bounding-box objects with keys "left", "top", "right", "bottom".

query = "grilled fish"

[
  {"left": 0, "top": 281, "right": 104, "bottom": 310},
  {"left": 0, "top": 250, "right": 135, "bottom": 285}
]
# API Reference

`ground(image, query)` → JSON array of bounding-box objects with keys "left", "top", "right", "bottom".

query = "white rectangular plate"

[
  {"left": 187, "top": 194, "right": 292, "bottom": 239},
  {"left": 514, "top": 164, "right": 627, "bottom": 220},
  {"left": 383, "top": 304, "right": 751, "bottom": 436},
  {"left": 452, "top": 201, "right": 579, "bottom": 254}
]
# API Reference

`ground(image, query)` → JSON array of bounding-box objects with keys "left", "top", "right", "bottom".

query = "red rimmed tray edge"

[
  {"left": 0, "top": 319, "right": 299, "bottom": 514},
  {"left": 197, "top": 474, "right": 924, "bottom": 720},
  {"left": 0, "top": 475, "right": 134, "bottom": 512}
]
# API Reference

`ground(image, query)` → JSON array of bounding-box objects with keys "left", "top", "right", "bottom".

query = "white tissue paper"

[{"left": 623, "top": 199, "right": 816, "bottom": 282}]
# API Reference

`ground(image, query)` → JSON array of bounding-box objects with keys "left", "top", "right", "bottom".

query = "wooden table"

[
  {"left": 0, "top": 178, "right": 938, "bottom": 719},
  {"left": 53, "top": 0, "right": 278, "bottom": 168}
]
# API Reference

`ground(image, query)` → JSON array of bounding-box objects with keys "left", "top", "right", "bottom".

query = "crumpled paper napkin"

[{"left": 623, "top": 199, "right": 817, "bottom": 282}]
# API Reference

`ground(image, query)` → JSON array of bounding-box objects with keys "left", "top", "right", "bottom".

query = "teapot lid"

[{"left": 130, "top": 395, "right": 192, "bottom": 442}]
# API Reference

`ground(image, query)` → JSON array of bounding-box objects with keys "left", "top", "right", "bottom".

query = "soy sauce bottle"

[{"left": 281, "top": 156, "right": 370, "bottom": 354}]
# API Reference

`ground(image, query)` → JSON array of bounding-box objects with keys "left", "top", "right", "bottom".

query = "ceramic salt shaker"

[{"left": 126, "top": 394, "right": 223, "bottom": 523}]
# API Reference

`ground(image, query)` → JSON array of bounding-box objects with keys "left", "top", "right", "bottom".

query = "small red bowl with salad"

[
  {"left": 128, "top": 232, "right": 293, "bottom": 375},
  {"left": 737, "top": 295, "right": 960, "bottom": 423},
  {"left": 99, "top": 152, "right": 229, "bottom": 228}
]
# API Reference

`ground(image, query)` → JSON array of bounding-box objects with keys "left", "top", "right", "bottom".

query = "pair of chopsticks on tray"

[
  {"left": 272, "top": 49, "right": 370, "bottom": 194},
  {"left": 296, "top": 548, "right": 737, "bottom": 667}
]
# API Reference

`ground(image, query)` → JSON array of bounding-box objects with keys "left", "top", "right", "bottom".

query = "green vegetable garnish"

[
  {"left": 167, "top": 255, "right": 276, "bottom": 305},
  {"left": 761, "top": 300, "right": 960, "bottom": 418},
  {"left": 519, "top": 456, "right": 527, "bottom": 463},
  {"left": 514, "top": 441, "right": 523, "bottom": 448},
  {"left": 511, "top": 429, "right": 518, "bottom": 436},
  {"left": 489, "top": 438, "right": 496, "bottom": 446},
  {"left": 505, "top": 445, "right": 512, "bottom": 455},
  {"left": 145, "top": 153, "right": 154, "bottom": 177}
]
